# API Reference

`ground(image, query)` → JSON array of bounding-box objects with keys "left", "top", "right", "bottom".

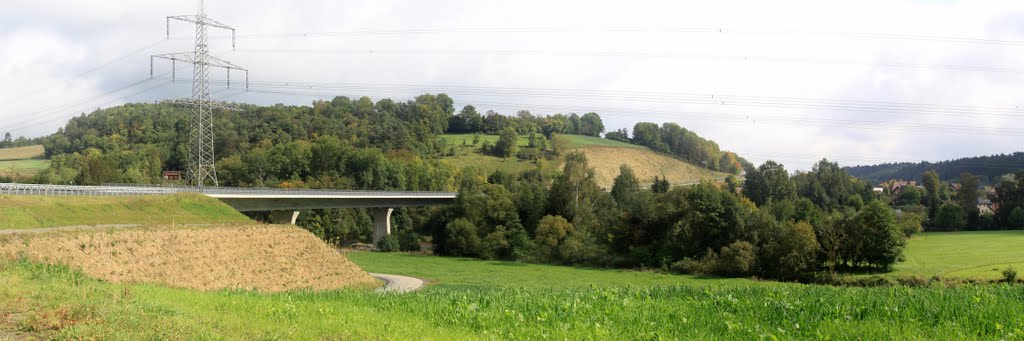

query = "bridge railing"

[{"left": 0, "top": 183, "right": 458, "bottom": 197}]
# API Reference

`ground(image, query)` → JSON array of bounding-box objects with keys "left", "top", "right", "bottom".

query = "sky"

[{"left": 1, "top": 0, "right": 1023, "bottom": 171}]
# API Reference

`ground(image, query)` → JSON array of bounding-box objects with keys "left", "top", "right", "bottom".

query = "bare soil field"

[
  {"left": 578, "top": 146, "right": 727, "bottom": 189},
  {"left": 0, "top": 225, "right": 376, "bottom": 292}
]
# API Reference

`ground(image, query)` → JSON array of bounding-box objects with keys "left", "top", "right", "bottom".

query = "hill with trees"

[{"left": 844, "top": 153, "right": 1024, "bottom": 184}]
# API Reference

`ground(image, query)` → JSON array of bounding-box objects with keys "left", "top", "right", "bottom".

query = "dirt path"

[{"left": 370, "top": 273, "right": 425, "bottom": 293}]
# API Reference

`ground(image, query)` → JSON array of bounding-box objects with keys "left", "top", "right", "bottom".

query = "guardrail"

[{"left": 0, "top": 183, "right": 459, "bottom": 198}]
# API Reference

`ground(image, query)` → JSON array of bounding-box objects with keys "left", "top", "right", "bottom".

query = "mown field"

[
  {"left": 0, "top": 194, "right": 251, "bottom": 229},
  {"left": 890, "top": 230, "right": 1024, "bottom": 280},
  {"left": 347, "top": 252, "right": 755, "bottom": 289},
  {"left": 439, "top": 134, "right": 726, "bottom": 188},
  {"left": 1, "top": 253, "right": 1023, "bottom": 339}
]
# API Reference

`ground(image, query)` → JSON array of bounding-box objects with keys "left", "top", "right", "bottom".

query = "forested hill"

[
  {"left": 844, "top": 152, "right": 1024, "bottom": 184},
  {"left": 19, "top": 93, "right": 744, "bottom": 187}
]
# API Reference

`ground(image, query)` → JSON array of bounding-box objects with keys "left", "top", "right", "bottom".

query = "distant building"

[{"left": 880, "top": 179, "right": 919, "bottom": 196}]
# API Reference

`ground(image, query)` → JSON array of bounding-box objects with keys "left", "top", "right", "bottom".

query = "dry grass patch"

[
  {"left": 0, "top": 225, "right": 376, "bottom": 292},
  {"left": 577, "top": 146, "right": 727, "bottom": 189}
]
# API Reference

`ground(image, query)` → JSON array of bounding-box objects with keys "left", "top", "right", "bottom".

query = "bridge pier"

[
  {"left": 270, "top": 210, "right": 300, "bottom": 225},
  {"left": 370, "top": 208, "right": 393, "bottom": 244}
]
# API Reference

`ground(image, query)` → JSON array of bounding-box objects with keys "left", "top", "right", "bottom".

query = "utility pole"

[{"left": 151, "top": 0, "right": 247, "bottom": 187}]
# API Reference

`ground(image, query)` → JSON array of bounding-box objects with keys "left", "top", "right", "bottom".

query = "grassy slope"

[
  {"left": 439, "top": 134, "right": 727, "bottom": 188},
  {"left": 0, "top": 194, "right": 252, "bottom": 229},
  {"left": 1, "top": 256, "right": 1022, "bottom": 339},
  {"left": 0, "top": 145, "right": 48, "bottom": 176},
  {"left": 346, "top": 252, "right": 755, "bottom": 289},
  {"left": 890, "top": 230, "right": 1024, "bottom": 279},
  {"left": 0, "top": 145, "right": 45, "bottom": 161}
]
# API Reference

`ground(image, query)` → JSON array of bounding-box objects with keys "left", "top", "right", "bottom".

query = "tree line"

[
  {"left": 844, "top": 153, "right": 1024, "bottom": 185},
  {"left": 605, "top": 123, "right": 747, "bottom": 175}
]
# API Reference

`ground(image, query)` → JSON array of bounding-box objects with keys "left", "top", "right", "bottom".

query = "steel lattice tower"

[{"left": 151, "top": 0, "right": 247, "bottom": 187}]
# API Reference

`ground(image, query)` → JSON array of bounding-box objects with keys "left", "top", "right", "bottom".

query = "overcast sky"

[{"left": 2, "top": 0, "right": 1023, "bottom": 171}]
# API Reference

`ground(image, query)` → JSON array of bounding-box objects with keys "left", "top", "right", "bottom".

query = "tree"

[
  {"left": 922, "top": 170, "right": 941, "bottom": 218},
  {"left": 894, "top": 186, "right": 924, "bottom": 207},
  {"left": 548, "top": 152, "right": 601, "bottom": 221},
  {"left": 492, "top": 128, "right": 519, "bottom": 158},
  {"left": 651, "top": 176, "right": 670, "bottom": 193},
  {"left": 444, "top": 218, "right": 481, "bottom": 257},
  {"left": 605, "top": 128, "right": 629, "bottom": 142},
  {"left": 763, "top": 221, "right": 820, "bottom": 278},
  {"left": 852, "top": 200, "right": 905, "bottom": 268},
  {"left": 742, "top": 160, "right": 795, "bottom": 207},
  {"left": 577, "top": 112, "right": 605, "bottom": 137},
  {"left": 955, "top": 172, "right": 981, "bottom": 229},
  {"left": 450, "top": 105, "right": 483, "bottom": 133},
  {"left": 933, "top": 203, "right": 966, "bottom": 231},
  {"left": 1009, "top": 207, "right": 1024, "bottom": 229},
  {"left": 631, "top": 122, "right": 667, "bottom": 153},
  {"left": 0, "top": 132, "right": 11, "bottom": 148},
  {"left": 610, "top": 165, "right": 640, "bottom": 204},
  {"left": 535, "top": 215, "right": 573, "bottom": 261}
]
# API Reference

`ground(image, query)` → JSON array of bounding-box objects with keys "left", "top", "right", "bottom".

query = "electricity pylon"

[{"left": 151, "top": 0, "right": 247, "bottom": 187}]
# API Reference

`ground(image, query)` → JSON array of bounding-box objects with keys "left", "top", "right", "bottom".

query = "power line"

[
  {"left": 230, "top": 47, "right": 1024, "bottom": 75},
  {"left": 1, "top": 38, "right": 168, "bottom": 105},
  {"left": 5, "top": 76, "right": 177, "bottom": 134},
  {"left": 173, "top": 26, "right": 1024, "bottom": 48}
]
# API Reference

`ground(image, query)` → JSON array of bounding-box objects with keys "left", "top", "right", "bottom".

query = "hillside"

[
  {"left": 0, "top": 193, "right": 252, "bottom": 229},
  {"left": 0, "top": 225, "right": 376, "bottom": 292},
  {"left": 440, "top": 133, "right": 727, "bottom": 188},
  {"left": 844, "top": 152, "right": 1024, "bottom": 183}
]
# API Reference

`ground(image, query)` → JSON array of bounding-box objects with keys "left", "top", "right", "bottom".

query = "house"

[{"left": 880, "top": 179, "right": 919, "bottom": 196}]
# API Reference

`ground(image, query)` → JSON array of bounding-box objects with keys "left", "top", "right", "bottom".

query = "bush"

[
  {"left": 1004, "top": 266, "right": 1018, "bottom": 283},
  {"left": 716, "top": 241, "right": 756, "bottom": 277},
  {"left": 375, "top": 234, "right": 401, "bottom": 252},
  {"left": 671, "top": 249, "right": 717, "bottom": 275},
  {"left": 399, "top": 232, "right": 422, "bottom": 252}
]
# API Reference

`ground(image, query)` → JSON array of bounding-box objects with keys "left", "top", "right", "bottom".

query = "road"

[{"left": 370, "top": 273, "right": 425, "bottom": 293}]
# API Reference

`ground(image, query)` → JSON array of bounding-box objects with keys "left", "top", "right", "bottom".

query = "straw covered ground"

[{"left": 0, "top": 225, "right": 377, "bottom": 292}]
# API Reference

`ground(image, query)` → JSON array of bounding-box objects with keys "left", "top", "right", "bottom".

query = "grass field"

[
  {"left": 1, "top": 254, "right": 1022, "bottom": 339},
  {"left": 0, "top": 194, "right": 252, "bottom": 229},
  {"left": 0, "top": 145, "right": 48, "bottom": 177},
  {"left": 347, "top": 252, "right": 754, "bottom": 289},
  {"left": 889, "top": 230, "right": 1024, "bottom": 280}
]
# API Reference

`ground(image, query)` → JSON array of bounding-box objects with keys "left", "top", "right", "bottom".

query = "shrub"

[
  {"left": 375, "top": 235, "right": 401, "bottom": 252},
  {"left": 1003, "top": 266, "right": 1018, "bottom": 283},
  {"left": 716, "top": 241, "right": 756, "bottom": 277},
  {"left": 399, "top": 232, "right": 422, "bottom": 252},
  {"left": 671, "top": 249, "right": 718, "bottom": 275}
]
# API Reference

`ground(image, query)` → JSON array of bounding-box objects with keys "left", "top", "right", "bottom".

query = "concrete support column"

[
  {"left": 370, "top": 208, "right": 394, "bottom": 244},
  {"left": 270, "top": 210, "right": 300, "bottom": 225}
]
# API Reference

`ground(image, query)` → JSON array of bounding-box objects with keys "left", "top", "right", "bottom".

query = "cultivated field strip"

[{"left": 0, "top": 225, "right": 377, "bottom": 292}]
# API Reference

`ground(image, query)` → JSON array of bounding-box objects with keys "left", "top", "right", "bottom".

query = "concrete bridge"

[{"left": 0, "top": 183, "right": 457, "bottom": 243}]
